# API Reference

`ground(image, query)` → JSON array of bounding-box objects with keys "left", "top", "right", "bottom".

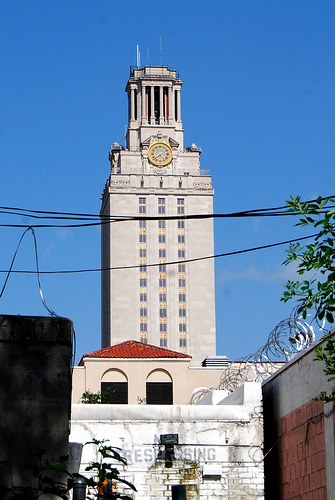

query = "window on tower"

[
  {"left": 158, "top": 198, "right": 165, "bottom": 214},
  {"left": 177, "top": 198, "right": 184, "bottom": 215},
  {"left": 139, "top": 198, "right": 146, "bottom": 214}
]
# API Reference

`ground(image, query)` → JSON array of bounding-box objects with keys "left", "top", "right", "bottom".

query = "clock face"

[{"left": 148, "top": 142, "right": 173, "bottom": 167}]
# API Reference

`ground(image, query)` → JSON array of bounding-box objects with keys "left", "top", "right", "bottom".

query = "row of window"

[
  {"left": 178, "top": 199, "right": 187, "bottom": 351},
  {"left": 139, "top": 199, "right": 148, "bottom": 344},
  {"left": 101, "top": 381, "right": 173, "bottom": 405},
  {"left": 138, "top": 198, "right": 185, "bottom": 214},
  {"left": 158, "top": 198, "right": 167, "bottom": 348},
  {"left": 139, "top": 197, "right": 187, "bottom": 349}
]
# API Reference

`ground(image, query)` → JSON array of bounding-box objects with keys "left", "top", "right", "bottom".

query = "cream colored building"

[
  {"left": 101, "top": 66, "right": 216, "bottom": 365},
  {"left": 72, "top": 340, "right": 225, "bottom": 405}
]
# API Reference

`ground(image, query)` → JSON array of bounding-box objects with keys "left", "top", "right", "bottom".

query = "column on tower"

[
  {"left": 168, "top": 86, "right": 174, "bottom": 125},
  {"left": 176, "top": 89, "right": 181, "bottom": 122},
  {"left": 150, "top": 86, "right": 155, "bottom": 124},
  {"left": 163, "top": 87, "right": 169, "bottom": 123},
  {"left": 141, "top": 84, "right": 147, "bottom": 124},
  {"left": 130, "top": 86, "right": 135, "bottom": 122},
  {"left": 159, "top": 86, "right": 164, "bottom": 125}
]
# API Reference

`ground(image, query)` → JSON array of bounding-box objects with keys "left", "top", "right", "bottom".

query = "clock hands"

[{"left": 153, "top": 151, "right": 165, "bottom": 161}]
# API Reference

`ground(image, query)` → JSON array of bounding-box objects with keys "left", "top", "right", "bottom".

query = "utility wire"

[
  {"left": 0, "top": 194, "right": 334, "bottom": 219},
  {"left": 0, "top": 195, "right": 334, "bottom": 228},
  {"left": 0, "top": 232, "right": 317, "bottom": 275},
  {"left": 0, "top": 227, "right": 56, "bottom": 315},
  {"left": 1, "top": 209, "right": 335, "bottom": 229}
]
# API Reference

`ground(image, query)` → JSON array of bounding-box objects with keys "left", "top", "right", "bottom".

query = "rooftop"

[{"left": 79, "top": 340, "right": 192, "bottom": 365}]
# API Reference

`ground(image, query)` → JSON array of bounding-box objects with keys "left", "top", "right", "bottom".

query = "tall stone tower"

[{"left": 101, "top": 65, "right": 216, "bottom": 365}]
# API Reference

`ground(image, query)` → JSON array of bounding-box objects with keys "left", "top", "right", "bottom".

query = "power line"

[
  {"left": 0, "top": 195, "right": 334, "bottom": 228},
  {"left": 1, "top": 194, "right": 334, "bottom": 220},
  {"left": 0, "top": 232, "right": 317, "bottom": 275}
]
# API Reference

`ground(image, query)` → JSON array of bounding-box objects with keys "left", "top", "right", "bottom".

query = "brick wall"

[
  {"left": 262, "top": 338, "right": 335, "bottom": 500},
  {"left": 278, "top": 399, "right": 327, "bottom": 500}
]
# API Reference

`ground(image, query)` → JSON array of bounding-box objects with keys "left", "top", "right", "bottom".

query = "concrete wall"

[
  {"left": 0, "top": 315, "right": 73, "bottom": 499},
  {"left": 70, "top": 382, "right": 264, "bottom": 499},
  {"left": 262, "top": 338, "right": 335, "bottom": 500}
]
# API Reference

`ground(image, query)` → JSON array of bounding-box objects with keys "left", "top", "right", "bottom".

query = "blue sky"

[{"left": 1, "top": 1, "right": 334, "bottom": 363}]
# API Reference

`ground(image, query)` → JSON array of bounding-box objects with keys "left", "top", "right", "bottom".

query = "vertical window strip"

[
  {"left": 158, "top": 198, "right": 167, "bottom": 343},
  {"left": 177, "top": 198, "right": 186, "bottom": 350},
  {"left": 139, "top": 198, "right": 147, "bottom": 342}
]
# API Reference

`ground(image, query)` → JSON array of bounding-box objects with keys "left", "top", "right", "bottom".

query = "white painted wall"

[{"left": 70, "top": 382, "right": 264, "bottom": 499}]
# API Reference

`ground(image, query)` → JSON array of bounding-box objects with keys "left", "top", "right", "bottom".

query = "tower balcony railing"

[{"left": 130, "top": 65, "right": 180, "bottom": 79}]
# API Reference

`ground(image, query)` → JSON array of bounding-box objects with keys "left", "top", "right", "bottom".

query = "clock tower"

[{"left": 101, "top": 65, "right": 216, "bottom": 365}]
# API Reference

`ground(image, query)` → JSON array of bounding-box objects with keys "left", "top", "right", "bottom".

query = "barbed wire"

[{"left": 189, "top": 307, "right": 327, "bottom": 404}]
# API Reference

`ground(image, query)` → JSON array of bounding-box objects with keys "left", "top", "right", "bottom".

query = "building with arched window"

[{"left": 72, "top": 340, "right": 227, "bottom": 405}]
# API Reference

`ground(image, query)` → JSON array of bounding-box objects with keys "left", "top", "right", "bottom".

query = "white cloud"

[
  {"left": 57, "top": 229, "right": 73, "bottom": 239},
  {"left": 217, "top": 261, "right": 318, "bottom": 284}
]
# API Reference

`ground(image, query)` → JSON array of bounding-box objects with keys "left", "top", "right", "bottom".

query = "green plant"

[
  {"left": 83, "top": 439, "right": 136, "bottom": 500},
  {"left": 28, "top": 450, "right": 70, "bottom": 499},
  {"left": 0, "top": 451, "right": 71, "bottom": 500},
  {"left": 81, "top": 387, "right": 113, "bottom": 404}
]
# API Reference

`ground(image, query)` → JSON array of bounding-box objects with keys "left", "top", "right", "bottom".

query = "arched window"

[
  {"left": 146, "top": 369, "right": 173, "bottom": 405},
  {"left": 101, "top": 369, "right": 128, "bottom": 404}
]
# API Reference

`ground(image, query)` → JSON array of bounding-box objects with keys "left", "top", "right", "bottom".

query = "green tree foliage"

[
  {"left": 80, "top": 387, "right": 113, "bottom": 404},
  {"left": 282, "top": 195, "right": 335, "bottom": 401},
  {"left": 281, "top": 195, "right": 335, "bottom": 324}
]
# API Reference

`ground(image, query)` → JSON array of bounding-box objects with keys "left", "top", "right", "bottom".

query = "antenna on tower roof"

[
  {"left": 160, "top": 36, "right": 162, "bottom": 66},
  {"left": 147, "top": 48, "right": 149, "bottom": 65},
  {"left": 136, "top": 44, "right": 140, "bottom": 69}
]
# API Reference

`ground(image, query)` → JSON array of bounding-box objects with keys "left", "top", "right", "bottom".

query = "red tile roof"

[{"left": 80, "top": 340, "right": 192, "bottom": 364}]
